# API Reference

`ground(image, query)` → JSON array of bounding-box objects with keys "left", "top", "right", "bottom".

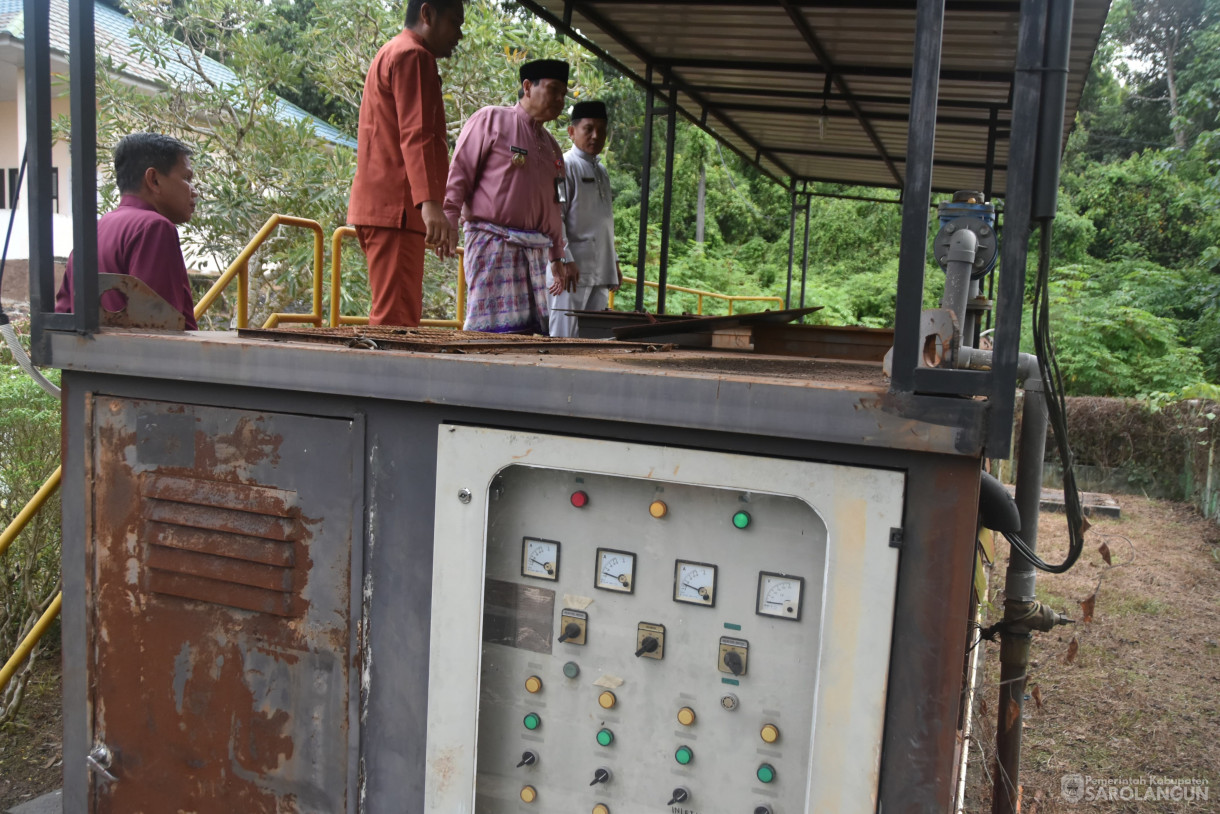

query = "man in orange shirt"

[{"left": 347, "top": 0, "right": 466, "bottom": 326}]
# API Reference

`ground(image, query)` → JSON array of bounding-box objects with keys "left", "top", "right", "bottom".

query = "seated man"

[{"left": 56, "top": 132, "right": 199, "bottom": 328}]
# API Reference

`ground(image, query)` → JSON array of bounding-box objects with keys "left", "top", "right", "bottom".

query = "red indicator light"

[{"left": 571, "top": 490, "right": 589, "bottom": 508}]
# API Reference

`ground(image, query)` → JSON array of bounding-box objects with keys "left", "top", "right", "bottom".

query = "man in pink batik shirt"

[{"left": 444, "top": 59, "right": 573, "bottom": 333}]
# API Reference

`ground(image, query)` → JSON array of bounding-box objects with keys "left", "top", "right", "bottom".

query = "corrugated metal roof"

[
  {"left": 3, "top": 0, "right": 354, "bottom": 149},
  {"left": 521, "top": 0, "right": 1111, "bottom": 196}
]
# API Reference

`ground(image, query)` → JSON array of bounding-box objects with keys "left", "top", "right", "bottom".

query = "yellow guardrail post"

[
  {"left": 195, "top": 214, "right": 325, "bottom": 329},
  {"left": 0, "top": 466, "right": 61, "bottom": 560},
  {"left": 611, "top": 277, "right": 782, "bottom": 317},
  {"left": 330, "top": 226, "right": 467, "bottom": 329},
  {"left": 0, "top": 593, "right": 62, "bottom": 692}
]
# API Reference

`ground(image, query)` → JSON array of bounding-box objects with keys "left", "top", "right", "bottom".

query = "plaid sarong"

[{"left": 462, "top": 221, "right": 551, "bottom": 333}]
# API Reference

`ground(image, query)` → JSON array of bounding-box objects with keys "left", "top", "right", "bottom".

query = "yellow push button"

[
  {"left": 649, "top": 500, "right": 668, "bottom": 518},
  {"left": 593, "top": 805, "right": 610, "bottom": 814},
  {"left": 598, "top": 690, "right": 617, "bottom": 709},
  {"left": 524, "top": 675, "right": 543, "bottom": 694},
  {"left": 677, "top": 706, "right": 696, "bottom": 726},
  {"left": 520, "top": 785, "right": 537, "bottom": 803},
  {"left": 760, "top": 723, "right": 780, "bottom": 744}
]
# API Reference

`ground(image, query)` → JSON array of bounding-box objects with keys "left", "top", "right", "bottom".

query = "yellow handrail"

[
  {"left": 0, "top": 593, "right": 62, "bottom": 692},
  {"left": 194, "top": 214, "right": 326, "bottom": 330},
  {"left": 330, "top": 226, "right": 467, "bottom": 329},
  {"left": 0, "top": 466, "right": 61, "bottom": 561},
  {"left": 609, "top": 276, "right": 783, "bottom": 316}
]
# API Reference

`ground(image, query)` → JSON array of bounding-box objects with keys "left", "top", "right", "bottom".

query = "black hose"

[{"left": 1027, "top": 219, "right": 1085, "bottom": 572}]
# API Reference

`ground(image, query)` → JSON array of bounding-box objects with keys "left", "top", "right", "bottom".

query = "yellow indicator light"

[
  {"left": 593, "top": 805, "right": 610, "bottom": 814},
  {"left": 649, "top": 500, "right": 668, "bottom": 518},
  {"left": 677, "top": 706, "right": 696, "bottom": 726},
  {"left": 524, "top": 675, "right": 543, "bottom": 694},
  {"left": 598, "top": 690, "right": 617, "bottom": 709},
  {"left": 760, "top": 723, "right": 780, "bottom": 744},
  {"left": 520, "top": 785, "right": 537, "bottom": 803}
]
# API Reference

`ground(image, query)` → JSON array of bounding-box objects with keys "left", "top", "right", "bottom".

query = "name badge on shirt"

[{"left": 510, "top": 146, "right": 528, "bottom": 167}]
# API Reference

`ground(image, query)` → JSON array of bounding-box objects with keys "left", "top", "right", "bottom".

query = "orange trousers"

[{"left": 356, "top": 224, "right": 425, "bottom": 326}]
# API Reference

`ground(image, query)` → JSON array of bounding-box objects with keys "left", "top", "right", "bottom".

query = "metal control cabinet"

[{"left": 427, "top": 427, "right": 905, "bottom": 814}]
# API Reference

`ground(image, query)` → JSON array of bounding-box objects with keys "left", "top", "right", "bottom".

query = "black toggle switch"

[
  {"left": 634, "top": 636, "right": 659, "bottom": 657},
  {"left": 589, "top": 767, "right": 612, "bottom": 786},
  {"left": 668, "top": 787, "right": 690, "bottom": 805},
  {"left": 723, "top": 650, "right": 744, "bottom": 676},
  {"left": 516, "top": 750, "right": 538, "bottom": 768},
  {"left": 558, "top": 622, "right": 582, "bottom": 643}
]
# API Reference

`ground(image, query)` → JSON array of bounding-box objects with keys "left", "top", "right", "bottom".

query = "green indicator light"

[
  {"left": 563, "top": 661, "right": 580, "bottom": 679},
  {"left": 596, "top": 728, "right": 614, "bottom": 747},
  {"left": 757, "top": 763, "right": 776, "bottom": 784},
  {"left": 675, "top": 746, "right": 694, "bottom": 765},
  {"left": 523, "top": 712, "right": 541, "bottom": 731},
  {"left": 732, "top": 511, "right": 751, "bottom": 529},
  {"left": 723, "top": 622, "right": 742, "bottom": 631}
]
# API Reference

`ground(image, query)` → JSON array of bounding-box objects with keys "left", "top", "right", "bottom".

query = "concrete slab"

[
  {"left": 6, "top": 789, "right": 62, "bottom": 814},
  {"left": 1005, "top": 484, "right": 1122, "bottom": 518}
]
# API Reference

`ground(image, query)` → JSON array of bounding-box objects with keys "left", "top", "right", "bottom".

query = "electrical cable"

[
  {"left": 0, "top": 150, "right": 61, "bottom": 399},
  {"left": 1025, "top": 219, "right": 1083, "bottom": 573}
]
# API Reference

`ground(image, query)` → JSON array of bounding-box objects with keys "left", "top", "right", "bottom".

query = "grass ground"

[
  {"left": 0, "top": 496, "right": 1216, "bottom": 811},
  {"left": 963, "top": 496, "right": 1220, "bottom": 812}
]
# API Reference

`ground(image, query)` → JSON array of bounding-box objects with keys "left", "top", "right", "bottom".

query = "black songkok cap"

[
  {"left": 570, "top": 101, "right": 608, "bottom": 121},
  {"left": 520, "top": 59, "right": 570, "bottom": 84}
]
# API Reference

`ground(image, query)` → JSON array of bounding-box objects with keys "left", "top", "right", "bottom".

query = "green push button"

[
  {"left": 757, "top": 763, "right": 776, "bottom": 784},
  {"left": 596, "top": 728, "right": 614, "bottom": 747},
  {"left": 732, "top": 510, "right": 751, "bottom": 529},
  {"left": 675, "top": 745, "right": 694, "bottom": 765},
  {"left": 563, "top": 661, "right": 580, "bottom": 679},
  {"left": 523, "top": 712, "right": 541, "bottom": 731}
]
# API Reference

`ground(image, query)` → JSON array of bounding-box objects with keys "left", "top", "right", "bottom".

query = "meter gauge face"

[
  {"left": 595, "top": 548, "right": 636, "bottom": 593},
  {"left": 756, "top": 572, "right": 805, "bottom": 621},
  {"left": 673, "top": 560, "right": 718, "bottom": 607},
  {"left": 521, "top": 537, "right": 560, "bottom": 581}
]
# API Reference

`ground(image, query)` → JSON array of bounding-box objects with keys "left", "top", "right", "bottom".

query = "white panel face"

[{"left": 426, "top": 428, "right": 905, "bottom": 814}]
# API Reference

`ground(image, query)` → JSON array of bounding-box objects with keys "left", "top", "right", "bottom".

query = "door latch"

[{"left": 87, "top": 744, "right": 117, "bottom": 783}]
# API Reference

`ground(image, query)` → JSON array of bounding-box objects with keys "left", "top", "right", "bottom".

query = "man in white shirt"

[{"left": 549, "top": 100, "right": 622, "bottom": 337}]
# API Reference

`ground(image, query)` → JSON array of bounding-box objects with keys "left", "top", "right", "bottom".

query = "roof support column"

[
  {"left": 784, "top": 182, "right": 797, "bottom": 309},
  {"left": 633, "top": 68, "right": 655, "bottom": 313},
  {"left": 888, "top": 0, "right": 945, "bottom": 393},
  {"left": 69, "top": 0, "right": 99, "bottom": 337},
  {"left": 656, "top": 92, "right": 677, "bottom": 315},
  {"left": 22, "top": 0, "right": 61, "bottom": 361},
  {"left": 798, "top": 194, "right": 811, "bottom": 321}
]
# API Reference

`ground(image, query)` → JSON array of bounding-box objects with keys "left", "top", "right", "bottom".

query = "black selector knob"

[
  {"left": 754, "top": 807, "right": 774, "bottom": 814},
  {"left": 558, "top": 622, "right": 582, "bottom": 643},
  {"left": 668, "top": 787, "right": 691, "bottom": 805},
  {"left": 635, "top": 636, "right": 659, "bottom": 657},
  {"left": 724, "top": 650, "right": 745, "bottom": 676},
  {"left": 589, "top": 767, "right": 612, "bottom": 786},
  {"left": 516, "top": 751, "right": 538, "bottom": 768}
]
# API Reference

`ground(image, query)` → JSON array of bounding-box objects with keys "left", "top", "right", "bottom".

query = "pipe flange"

[{"left": 934, "top": 216, "right": 998, "bottom": 278}]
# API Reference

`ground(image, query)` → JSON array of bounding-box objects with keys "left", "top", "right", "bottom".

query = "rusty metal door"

[{"left": 86, "top": 397, "right": 362, "bottom": 813}]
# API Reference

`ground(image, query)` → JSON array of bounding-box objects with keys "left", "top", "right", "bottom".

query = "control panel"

[{"left": 427, "top": 427, "right": 905, "bottom": 814}]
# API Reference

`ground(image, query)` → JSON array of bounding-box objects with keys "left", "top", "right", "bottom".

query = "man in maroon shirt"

[{"left": 56, "top": 132, "right": 199, "bottom": 329}]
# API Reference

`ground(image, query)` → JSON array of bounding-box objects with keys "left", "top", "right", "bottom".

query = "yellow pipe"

[
  {"left": 330, "top": 226, "right": 467, "bottom": 328},
  {"left": 0, "top": 466, "right": 61, "bottom": 560},
  {"left": 0, "top": 593, "right": 62, "bottom": 693},
  {"left": 195, "top": 215, "right": 325, "bottom": 327},
  {"left": 609, "top": 277, "right": 783, "bottom": 314}
]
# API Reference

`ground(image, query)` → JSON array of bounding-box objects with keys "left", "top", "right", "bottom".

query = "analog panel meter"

[
  {"left": 756, "top": 571, "right": 805, "bottom": 620},
  {"left": 595, "top": 548, "right": 636, "bottom": 593},
  {"left": 673, "top": 559, "right": 717, "bottom": 607},
  {"left": 521, "top": 537, "right": 560, "bottom": 580}
]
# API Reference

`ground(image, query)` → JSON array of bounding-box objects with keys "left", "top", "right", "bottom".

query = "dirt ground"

[{"left": 0, "top": 496, "right": 1216, "bottom": 810}]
